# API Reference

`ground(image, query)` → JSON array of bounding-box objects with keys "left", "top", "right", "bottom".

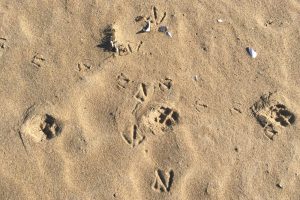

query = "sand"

[{"left": 0, "top": 0, "right": 300, "bottom": 199}]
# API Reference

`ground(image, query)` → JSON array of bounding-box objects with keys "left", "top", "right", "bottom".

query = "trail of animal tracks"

[{"left": 0, "top": 0, "right": 300, "bottom": 199}]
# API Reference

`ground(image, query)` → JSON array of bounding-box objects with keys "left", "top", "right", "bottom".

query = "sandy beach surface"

[{"left": 1, "top": 0, "right": 300, "bottom": 199}]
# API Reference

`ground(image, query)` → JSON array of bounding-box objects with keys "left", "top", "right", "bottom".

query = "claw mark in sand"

[
  {"left": 137, "top": 41, "right": 143, "bottom": 52},
  {"left": 128, "top": 44, "right": 133, "bottom": 53},
  {"left": 152, "top": 6, "right": 167, "bottom": 24},
  {"left": 195, "top": 100, "right": 208, "bottom": 112},
  {"left": 152, "top": 169, "right": 174, "bottom": 192},
  {"left": 160, "top": 12, "right": 167, "bottom": 24},
  {"left": 153, "top": 6, "right": 158, "bottom": 23}
]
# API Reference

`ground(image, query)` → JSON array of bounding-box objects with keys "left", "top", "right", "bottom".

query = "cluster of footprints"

[
  {"left": 251, "top": 93, "right": 296, "bottom": 140},
  {"left": 121, "top": 77, "right": 178, "bottom": 147},
  {"left": 99, "top": 6, "right": 169, "bottom": 56},
  {"left": 119, "top": 75, "right": 177, "bottom": 193}
]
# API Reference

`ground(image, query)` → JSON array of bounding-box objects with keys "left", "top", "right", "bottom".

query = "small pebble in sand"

[
  {"left": 158, "top": 26, "right": 172, "bottom": 37},
  {"left": 246, "top": 47, "right": 257, "bottom": 58},
  {"left": 217, "top": 19, "right": 223, "bottom": 23},
  {"left": 158, "top": 26, "right": 168, "bottom": 33}
]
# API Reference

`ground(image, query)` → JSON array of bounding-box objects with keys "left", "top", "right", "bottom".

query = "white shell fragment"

[
  {"left": 246, "top": 47, "right": 257, "bottom": 58},
  {"left": 193, "top": 75, "right": 199, "bottom": 81},
  {"left": 217, "top": 19, "right": 223, "bottom": 23},
  {"left": 166, "top": 31, "right": 172, "bottom": 37},
  {"left": 158, "top": 26, "right": 172, "bottom": 37},
  {"left": 142, "top": 20, "right": 151, "bottom": 32},
  {"left": 110, "top": 40, "right": 119, "bottom": 53}
]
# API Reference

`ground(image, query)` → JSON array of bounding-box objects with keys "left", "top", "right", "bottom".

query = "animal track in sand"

[
  {"left": 194, "top": 99, "right": 208, "bottom": 112},
  {"left": 159, "top": 78, "right": 173, "bottom": 92},
  {"left": 40, "top": 114, "right": 62, "bottom": 139},
  {"left": 31, "top": 53, "right": 45, "bottom": 68},
  {"left": 99, "top": 24, "right": 143, "bottom": 56},
  {"left": 121, "top": 124, "right": 145, "bottom": 148},
  {"left": 147, "top": 106, "right": 179, "bottom": 132},
  {"left": 20, "top": 112, "right": 62, "bottom": 142},
  {"left": 120, "top": 82, "right": 150, "bottom": 146},
  {"left": 135, "top": 6, "right": 167, "bottom": 31},
  {"left": 120, "top": 80, "right": 177, "bottom": 147},
  {"left": 251, "top": 93, "right": 296, "bottom": 140},
  {"left": 152, "top": 6, "right": 167, "bottom": 25},
  {"left": 132, "top": 82, "right": 154, "bottom": 114},
  {"left": 152, "top": 169, "right": 174, "bottom": 192},
  {"left": 134, "top": 83, "right": 148, "bottom": 102},
  {"left": 117, "top": 73, "right": 130, "bottom": 89},
  {"left": 77, "top": 62, "right": 92, "bottom": 72}
]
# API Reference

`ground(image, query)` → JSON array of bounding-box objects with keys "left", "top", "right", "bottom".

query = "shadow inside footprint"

[
  {"left": 251, "top": 93, "right": 296, "bottom": 140},
  {"left": 41, "top": 114, "right": 62, "bottom": 139},
  {"left": 97, "top": 25, "right": 116, "bottom": 52}
]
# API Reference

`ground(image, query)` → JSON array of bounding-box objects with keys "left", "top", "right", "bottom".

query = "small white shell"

[
  {"left": 166, "top": 31, "right": 172, "bottom": 37},
  {"left": 142, "top": 20, "right": 151, "bottom": 32},
  {"left": 110, "top": 41, "right": 114, "bottom": 48},
  {"left": 217, "top": 19, "right": 223, "bottom": 23},
  {"left": 193, "top": 75, "right": 199, "bottom": 81},
  {"left": 246, "top": 47, "right": 257, "bottom": 58}
]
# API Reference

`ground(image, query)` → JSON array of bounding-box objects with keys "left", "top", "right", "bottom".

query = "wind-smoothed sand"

[{"left": 0, "top": 0, "right": 300, "bottom": 199}]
